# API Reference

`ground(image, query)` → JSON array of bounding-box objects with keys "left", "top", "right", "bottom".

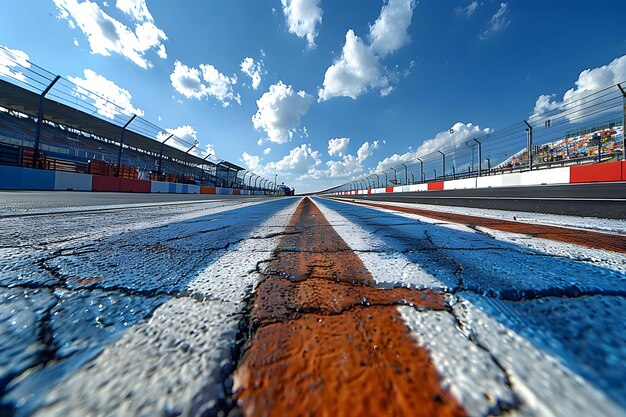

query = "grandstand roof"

[
  {"left": 216, "top": 160, "right": 245, "bottom": 171},
  {"left": 0, "top": 79, "right": 212, "bottom": 166}
]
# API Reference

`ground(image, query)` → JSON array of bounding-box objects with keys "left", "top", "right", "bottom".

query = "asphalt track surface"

[
  {"left": 0, "top": 191, "right": 268, "bottom": 214},
  {"left": 1, "top": 195, "right": 624, "bottom": 416},
  {"left": 338, "top": 182, "right": 626, "bottom": 219}
]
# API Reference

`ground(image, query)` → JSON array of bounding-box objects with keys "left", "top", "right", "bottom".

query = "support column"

[
  {"left": 33, "top": 75, "right": 61, "bottom": 168},
  {"left": 115, "top": 114, "right": 137, "bottom": 176}
]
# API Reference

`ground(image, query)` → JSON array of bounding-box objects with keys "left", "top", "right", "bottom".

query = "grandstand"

[{"left": 0, "top": 47, "right": 281, "bottom": 194}]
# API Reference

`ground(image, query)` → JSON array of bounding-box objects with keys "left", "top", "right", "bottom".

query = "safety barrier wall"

[
  {"left": 54, "top": 171, "right": 93, "bottom": 191},
  {"left": 329, "top": 161, "right": 626, "bottom": 196},
  {"left": 0, "top": 166, "right": 274, "bottom": 195}
]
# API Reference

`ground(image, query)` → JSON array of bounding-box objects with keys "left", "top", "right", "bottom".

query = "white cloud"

[
  {"left": 257, "top": 138, "right": 264, "bottom": 146},
  {"left": 375, "top": 122, "right": 490, "bottom": 171},
  {"left": 242, "top": 152, "right": 263, "bottom": 173},
  {"left": 531, "top": 54, "right": 626, "bottom": 121},
  {"left": 240, "top": 57, "right": 263, "bottom": 90},
  {"left": 267, "top": 144, "right": 321, "bottom": 173},
  {"left": 369, "top": 0, "right": 416, "bottom": 56},
  {"left": 302, "top": 140, "right": 379, "bottom": 179},
  {"left": 116, "top": 0, "right": 153, "bottom": 22},
  {"left": 68, "top": 69, "right": 144, "bottom": 119},
  {"left": 53, "top": 0, "right": 167, "bottom": 69},
  {"left": 263, "top": 147, "right": 272, "bottom": 155},
  {"left": 480, "top": 2, "right": 510, "bottom": 40},
  {"left": 170, "top": 60, "right": 240, "bottom": 106},
  {"left": 0, "top": 45, "right": 30, "bottom": 82},
  {"left": 252, "top": 81, "right": 314, "bottom": 143},
  {"left": 242, "top": 144, "right": 321, "bottom": 177},
  {"left": 328, "top": 137, "right": 350, "bottom": 156},
  {"left": 319, "top": 0, "right": 416, "bottom": 101},
  {"left": 318, "top": 30, "right": 389, "bottom": 101},
  {"left": 280, "top": 0, "right": 323, "bottom": 49},
  {"left": 455, "top": 1, "right": 478, "bottom": 18}
]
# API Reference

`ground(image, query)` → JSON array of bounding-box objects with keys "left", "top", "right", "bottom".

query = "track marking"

[
  {"left": 234, "top": 197, "right": 466, "bottom": 417},
  {"left": 326, "top": 198, "right": 626, "bottom": 254}
]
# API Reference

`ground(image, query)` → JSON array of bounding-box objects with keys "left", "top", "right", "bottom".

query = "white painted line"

[{"left": 33, "top": 200, "right": 301, "bottom": 417}]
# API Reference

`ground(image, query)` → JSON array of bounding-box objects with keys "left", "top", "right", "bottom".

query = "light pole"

[
  {"left": 401, "top": 163, "right": 408, "bottom": 185},
  {"left": 274, "top": 173, "right": 278, "bottom": 192}
]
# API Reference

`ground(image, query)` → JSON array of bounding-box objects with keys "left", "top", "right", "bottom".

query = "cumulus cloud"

[
  {"left": 369, "top": 0, "right": 416, "bottom": 56},
  {"left": 242, "top": 152, "right": 263, "bottom": 175},
  {"left": 0, "top": 45, "right": 30, "bottom": 82},
  {"left": 53, "top": 0, "right": 167, "bottom": 69},
  {"left": 455, "top": 1, "right": 478, "bottom": 18},
  {"left": 252, "top": 81, "right": 314, "bottom": 143},
  {"left": 280, "top": 0, "right": 323, "bottom": 48},
  {"left": 240, "top": 57, "right": 263, "bottom": 90},
  {"left": 267, "top": 144, "right": 321, "bottom": 173},
  {"left": 318, "top": 0, "right": 416, "bottom": 100},
  {"left": 303, "top": 140, "right": 379, "bottom": 179},
  {"left": 328, "top": 137, "right": 350, "bottom": 156},
  {"left": 530, "top": 54, "right": 626, "bottom": 121},
  {"left": 318, "top": 30, "right": 389, "bottom": 101},
  {"left": 68, "top": 69, "right": 144, "bottom": 119},
  {"left": 263, "top": 147, "right": 272, "bottom": 155},
  {"left": 242, "top": 144, "right": 321, "bottom": 177},
  {"left": 375, "top": 122, "right": 490, "bottom": 171},
  {"left": 170, "top": 60, "right": 240, "bottom": 106},
  {"left": 116, "top": 0, "right": 153, "bottom": 22},
  {"left": 480, "top": 2, "right": 510, "bottom": 40}
]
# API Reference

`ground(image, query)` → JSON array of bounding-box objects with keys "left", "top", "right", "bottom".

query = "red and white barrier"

[{"left": 330, "top": 161, "right": 626, "bottom": 196}]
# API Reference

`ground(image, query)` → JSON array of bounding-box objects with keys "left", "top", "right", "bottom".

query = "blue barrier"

[{"left": 0, "top": 166, "right": 55, "bottom": 190}]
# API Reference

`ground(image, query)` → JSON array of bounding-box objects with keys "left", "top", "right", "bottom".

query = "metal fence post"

[
  {"left": 524, "top": 120, "right": 533, "bottom": 171},
  {"left": 33, "top": 75, "right": 61, "bottom": 168},
  {"left": 438, "top": 151, "right": 445, "bottom": 180},
  {"left": 390, "top": 167, "right": 397, "bottom": 185},
  {"left": 416, "top": 158, "right": 424, "bottom": 182},
  {"left": 617, "top": 84, "right": 626, "bottom": 161},
  {"left": 401, "top": 163, "right": 408, "bottom": 185},
  {"left": 157, "top": 134, "right": 174, "bottom": 175},
  {"left": 473, "top": 138, "right": 482, "bottom": 176},
  {"left": 116, "top": 114, "right": 137, "bottom": 176}
]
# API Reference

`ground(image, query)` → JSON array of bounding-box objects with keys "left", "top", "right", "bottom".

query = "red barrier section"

[
  {"left": 120, "top": 178, "right": 151, "bottom": 193},
  {"left": 367, "top": 189, "right": 372, "bottom": 194},
  {"left": 385, "top": 187, "right": 394, "bottom": 193},
  {"left": 92, "top": 176, "right": 121, "bottom": 192},
  {"left": 201, "top": 186, "right": 216, "bottom": 194},
  {"left": 622, "top": 161, "right": 626, "bottom": 180},
  {"left": 428, "top": 181, "right": 444, "bottom": 190},
  {"left": 570, "top": 161, "right": 622, "bottom": 183},
  {"left": 233, "top": 189, "right": 241, "bottom": 195}
]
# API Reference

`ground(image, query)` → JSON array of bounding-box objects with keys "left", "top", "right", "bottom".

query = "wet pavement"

[{"left": 0, "top": 195, "right": 624, "bottom": 416}]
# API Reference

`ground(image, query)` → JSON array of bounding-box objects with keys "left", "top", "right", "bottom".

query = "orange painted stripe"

[
  {"left": 234, "top": 197, "right": 466, "bottom": 417},
  {"left": 328, "top": 198, "right": 626, "bottom": 254}
]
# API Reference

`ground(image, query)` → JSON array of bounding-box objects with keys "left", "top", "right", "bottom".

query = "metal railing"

[{"left": 322, "top": 82, "right": 625, "bottom": 194}]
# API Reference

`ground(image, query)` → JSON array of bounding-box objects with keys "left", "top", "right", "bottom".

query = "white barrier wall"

[
  {"left": 408, "top": 184, "right": 428, "bottom": 192},
  {"left": 443, "top": 177, "right": 476, "bottom": 190},
  {"left": 520, "top": 167, "right": 570, "bottom": 185},
  {"left": 54, "top": 171, "right": 93, "bottom": 191}
]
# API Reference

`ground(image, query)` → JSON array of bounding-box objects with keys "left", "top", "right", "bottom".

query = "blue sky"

[{"left": 0, "top": 0, "right": 625, "bottom": 193}]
